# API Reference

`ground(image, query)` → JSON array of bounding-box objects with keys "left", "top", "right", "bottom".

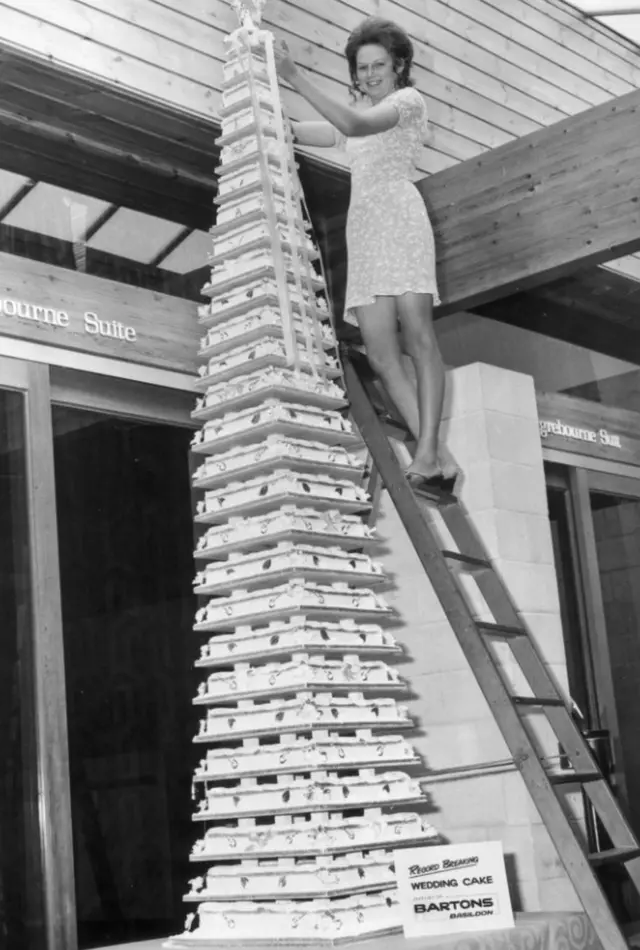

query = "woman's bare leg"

[
  {"left": 396, "top": 292, "right": 446, "bottom": 478},
  {"left": 355, "top": 297, "right": 420, "bottom": 439},
  {"left": 398, "top": 321, "right": 457, "bottom": 478}
]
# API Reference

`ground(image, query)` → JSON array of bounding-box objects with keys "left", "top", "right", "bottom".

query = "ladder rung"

[
  {"left": 589, "top": 847, "right": 640, "bottom": 867},
  {"left": 477, "top": 621, "right": 526, "bottom": 639},
  {"left": 513, "top": 696, "right": 566, "bottom": 708},
  {"left": 442, "top": 550, "right": 491, "bottom": 572},
  {"left": 377, "top": 412, "right": 411, "bottom": 436},
  {"left": 550, "top": 770, "right": 602, "bottom": 786}
]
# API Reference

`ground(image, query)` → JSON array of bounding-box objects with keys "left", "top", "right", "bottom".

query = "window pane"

[
  {"left": 52, "top": 405, "right": 197, "bottom": 947},
  {"left": 0, "top": 387, "right": 45, "bottom": 949},
  {"left": 547, "top": 484, "right": 594, "bottom": 723}
]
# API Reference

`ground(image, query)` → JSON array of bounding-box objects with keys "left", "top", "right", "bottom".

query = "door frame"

[
  {"left": 0, "top": 355, "right": 76, "bottom": 950},
  {"left": 1, "top": 355, "right": 195, "bottom": 950}
]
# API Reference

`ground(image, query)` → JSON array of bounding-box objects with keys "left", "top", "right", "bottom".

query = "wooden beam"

[
  {"left": 474, "top": 287, "right": 640, "bottom": 365},
  {"left": 0, "top": 126, "right": 214, "bottom": 230},
  {"left": 24, "top": 362, "right": 78, "bottom": 950},
  {"left": 421, "top": 86, "right": 640, "bottom": 315}
]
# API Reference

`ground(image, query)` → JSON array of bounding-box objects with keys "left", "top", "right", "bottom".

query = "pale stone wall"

[{"left": 372, "top": 361, "right": 582, "bottom": 912}]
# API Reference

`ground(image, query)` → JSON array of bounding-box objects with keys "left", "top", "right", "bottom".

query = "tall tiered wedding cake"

[{"left": 165, "top": 2, "right": 439, "bottom": 944}]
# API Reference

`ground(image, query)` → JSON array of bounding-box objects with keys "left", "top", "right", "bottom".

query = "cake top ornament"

[{"left": 230, "top": 0, "right": 268, "bottom": 30}]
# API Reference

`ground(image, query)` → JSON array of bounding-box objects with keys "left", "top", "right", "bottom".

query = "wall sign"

[
  {"left": 537, "top": 391, "right": 640, "bottom": 468},
  {"left": 0, "top": 296, "right": 138, "bottom": 342},
  {"left": 539, "top": 418, "right": 622, "bottom": 449},
  {"left": 0, "top": 252, "right": 199, "bottom": 374},
  {"left": 394, "top": 841, "right": 514, "bottom": 938}
]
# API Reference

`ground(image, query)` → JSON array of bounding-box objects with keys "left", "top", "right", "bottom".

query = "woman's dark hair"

[{"left": 344, "top": 17, "right": 415, "bottom": 98}]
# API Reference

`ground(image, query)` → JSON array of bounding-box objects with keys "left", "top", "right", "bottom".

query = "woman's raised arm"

[
  {"left": 291, "top": 121, "right": 340, "bottom": 148},
  {"left": 274, "top": 39, "right": 400, "bottom": 138}
]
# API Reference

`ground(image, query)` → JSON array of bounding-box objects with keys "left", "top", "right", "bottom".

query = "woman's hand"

[{"left": 273, "top": 38, "right": 299, "bottom": 84}]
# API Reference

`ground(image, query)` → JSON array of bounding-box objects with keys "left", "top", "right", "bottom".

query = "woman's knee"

[
  {"left": 396, "top": 294, "right": 439, "bottom": 359},
  {"left": 402, "top": 325, "right": 438, "bottom": 361},
  {"left": 367, "top": 345, "right": 404, "bottom": 380}
]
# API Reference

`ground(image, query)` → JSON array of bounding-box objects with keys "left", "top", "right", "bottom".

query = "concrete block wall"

[{"left": 372, "top": 361, "right": 582, "bottom": 912}]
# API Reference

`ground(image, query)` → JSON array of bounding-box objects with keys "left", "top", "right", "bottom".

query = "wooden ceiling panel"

[
  {"left": 473, "top": 266, "right": 640, "bottom": 365},
  {"left": 0, "top": 128, "right": 214, "bottom": 230}
]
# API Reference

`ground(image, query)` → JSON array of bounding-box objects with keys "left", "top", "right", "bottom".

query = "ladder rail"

[{"left": 343, "top": 352, "right": 636, "bottom": 950}]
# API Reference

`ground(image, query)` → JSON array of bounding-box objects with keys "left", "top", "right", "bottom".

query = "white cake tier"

[
  {"left": 194, "top": 470, "right": 367, "bottom": 522},
  {"left": 191, "top": 401, "right": 356, "bottom": 456},
  {"left": 214, "top": 192, "right": 303, "bottom": 233},
  {"left": 194, "top": 507, "right": 375, "bottom": 557},
  {"left": 172, "top": 891, "right": 402, "bottom": 945},
  {"left": 193, "top": 543, "right": 384, "bottom": 598},
  {"left": 221, "top": 77, "right": 277, "bottom": 113},
  {"left": 198, "top": 309, "right": 334, "bottom": 360},
  {"left": 193, "top": 770, "right": 423, "bottom": 820},
  {"left": 190, "top": 812, "right": 438, "bottom": 862},
  {"left": 219, "top": 135, "right": 283, "bottom": 176},
  {"left": 195, "top": 337, "right": 340, "bottom": 388},
  {"left": 203, "top": 245, "right": 324, "bottom": 299},
  {"left": 193, "top": 368, "right": 345, "bottom": 421},
  {"left": 194, "top": 734, "right": 417, "bottom": 781},
  {"left": 199, "top": 276, "right": 326, "bottom": 326},
  {"left": 217, "top": 106, "right": 278, "bottom": 146},
  {"left": 194, "top": 580, "right": 393, "bottom": 631},
  {"left": 203, "top": 257, "right": 325, "bottom": 303},
  {"left": 223, "top": 50, "right": 268, "bottom": 87},
  {"left": 192, "top": 435, "right": 363, "bottom": 491},
  {"left": 197, "top": 620, "right": 399, "bottom": 668},
  {"left": 186, "top": 852, "right": 397, "bottom": 902},
  {"left": 209, "top": 218, "right": 316, "bottom": 265},
  {"left": 194, "top": 656, "right": 405, "bottom": 705},
  {"left": 195, "top": 694, "right": 410, "bottom": 743},
  {"left": 217, "top": 163, "right": 289, "bottom": 203}
]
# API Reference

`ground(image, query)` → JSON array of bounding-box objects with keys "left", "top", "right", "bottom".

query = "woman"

[{"left": 274, "top": 17, "right": 457, "bottom": 494}]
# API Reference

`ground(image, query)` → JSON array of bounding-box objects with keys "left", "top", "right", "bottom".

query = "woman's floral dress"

[{"left": 341, "top": 86, "right": 440, "bottom": 324}]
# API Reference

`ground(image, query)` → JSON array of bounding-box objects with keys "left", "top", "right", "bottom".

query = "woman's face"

[{"left": 355, "top": 43, "right": 397, "bottom": 102}]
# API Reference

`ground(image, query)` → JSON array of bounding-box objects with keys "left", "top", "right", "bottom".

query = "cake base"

[{"left": 156, "top": 911, "right": 599, "bottom": 949}]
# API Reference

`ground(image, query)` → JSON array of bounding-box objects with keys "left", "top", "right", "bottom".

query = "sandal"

[{"left": 406, "top": 470, "right": 458, "bottom": 500}]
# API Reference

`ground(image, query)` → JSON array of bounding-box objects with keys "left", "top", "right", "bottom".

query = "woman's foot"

[
  {"left": 405, "top": 467, "right": 458, "bottom": 498},
  {"left": 437, "top": 446, "right": 460, "bottom": 481},
  {"left": 405, "top": 461, "right": 441, "bottom": 481}
]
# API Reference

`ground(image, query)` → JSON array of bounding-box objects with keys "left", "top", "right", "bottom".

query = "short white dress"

[{"left": 341, "top": 86, "right": 440, "bottom": 324}]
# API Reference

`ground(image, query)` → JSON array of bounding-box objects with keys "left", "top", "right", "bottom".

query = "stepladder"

[{"left": 342, "top": 345, "right": 640, "bottom": 950}]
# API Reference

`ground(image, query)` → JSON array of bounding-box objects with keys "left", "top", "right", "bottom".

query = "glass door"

[
  {"left": 0, "top": 356, "right": 67, "bottom": 950},
  {"left": 49, "top": 368, "right": 197, "bottom": 949},
  {"left": 579, "top": 470, "right": 640, "bottom": 834},
  {"left": 546, "top": 468, "right": 597, "bottom": 727},
  {"left": 547, "top": 462, "right": 640, "bottom": 836}
]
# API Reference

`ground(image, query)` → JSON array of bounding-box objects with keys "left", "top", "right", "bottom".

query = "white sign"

[{"left": 394, "top": 841, "right": 514, "bottom": 938}]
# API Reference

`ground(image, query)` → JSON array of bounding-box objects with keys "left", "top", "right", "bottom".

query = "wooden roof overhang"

[
  {"left": 0, "top": 41, "right": 638, "bottom": 364},
  {"left": 420, "top": 83, "right": 640, "bottom": 316}
]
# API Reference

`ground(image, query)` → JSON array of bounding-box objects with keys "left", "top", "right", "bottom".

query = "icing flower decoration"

[{"left": 230, "top": 0, "right": 268, "bottom": 27}]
